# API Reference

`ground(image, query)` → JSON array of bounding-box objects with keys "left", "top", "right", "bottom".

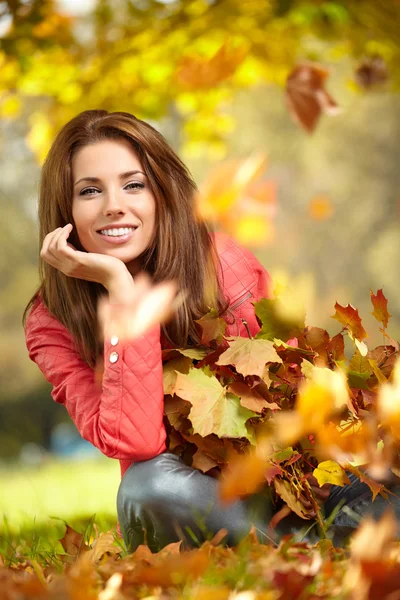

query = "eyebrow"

[{"left": 74, "top": 170, "right": 146, "bottom": 187}]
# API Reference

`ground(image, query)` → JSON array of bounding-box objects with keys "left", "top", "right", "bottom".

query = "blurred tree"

[{"left": 0, "top": 0, "right": 399, "bottom": 159}]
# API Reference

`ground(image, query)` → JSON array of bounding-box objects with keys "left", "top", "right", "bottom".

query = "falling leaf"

[
  {"left": 219, "top": 449, "right": 272, "bottom": 503},
  {"left": 313, "top": 460, "right": 350, "bottom": 487},
  {"left": 331, "top": 302, "right": 367, "bottom": 341},
  {"left": 217, "top": 337, "right": 282, "bottom": 377},
  {"left": 233, "top": 214, "right": 273, "bottom": 246},
  {"left": 370, "top": 289, "right": 391, "bottom": 329},
  {"left": 176, "top": 42, "right": 247, "bottom": 91},
  {"left": 285, "top": 62, "right": 340, "bottom": 133},
  {"left": 355, "top": 55, "right": 389, "bottom": 89},
  {"left": 350, "top": 511, "right": 396, "bottom": 561},
  {"left": 174, "top": 368, "right": 256, "bottom": 439},
  {"left": 308, "top": 195, "right": 334, "bottom": 221}
]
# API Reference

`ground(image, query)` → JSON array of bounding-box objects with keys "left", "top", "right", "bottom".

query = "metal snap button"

[
  {"left": 110, "top": 335, "right": 119, "bottom": 346},
  {"left": 110, "top": 351, "right": 119, "bottom": 363}
]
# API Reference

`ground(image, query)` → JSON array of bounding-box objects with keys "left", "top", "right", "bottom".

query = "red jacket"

[{"left": 25, "top": 233, "right": 272, "bottom": 481}]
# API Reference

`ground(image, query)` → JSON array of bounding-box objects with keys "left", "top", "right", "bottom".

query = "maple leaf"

[
  {"left": 342, "top": 464, "right": 387, "bottom": 502},
  {"left": 313, "top": 461, "right": 350, "bottom": 487},
  {"left": 370, "top": 288, "right": 391, "bottom": 329},
  {"left": 255, "top": 298, "right": 305, "bottom": 342},
  {"left": 58, "top": 524, "right": 88, "bottom": 564},
  {"left": 195, "top": 308, "right": 227, "bottom": 345},
  {"left": 331, "top": 302, "right": 368, "bottom": 341},
  {"left": 163, "top": 356, "right": 192, "bottom": 395},
  {"left": 285, "top": 62, "right": 340, "bottom": 133},
  {"left": 192, "top": 449, "right": 218, "bottom": 473},
  {"left": 174, "top": 368, "right": 256, "bottom": 439},
  {"left": 176, "top": 41, "right": 247, "bottom": 91},
  {"left": 227, "top": 381, "right": 280, "bottom": 413},
  {"left": 216, "top": 337, "right": 282, "bottom": 377}
]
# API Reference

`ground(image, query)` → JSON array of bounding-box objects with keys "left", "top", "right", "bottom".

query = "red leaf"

[
  {"left": 370, "top": 289, "right": 391, "bottom": 329},
  {"left": 285, "top": 63, "right": 340, "bottom": 133},
  {"left": 331, "top": 302, "right": 367, "bottom": 341}
]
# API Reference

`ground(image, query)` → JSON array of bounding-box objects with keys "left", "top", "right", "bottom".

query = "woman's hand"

[{"left": 40, "top": 224, "right": 127, "bottom": 289}]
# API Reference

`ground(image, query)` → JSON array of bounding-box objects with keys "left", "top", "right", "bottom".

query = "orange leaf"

[
  {"left": 176, "top": 42, "right": 247, "bottom": 91},
  {"left": 343, "top": 464, "right": 387, "bottom": 501},
  {"left": 370, "top": 289, "right": 391, "bottom": 329},
  {"left": 285, "top": 63, "right": 340, "bottom": 133},
  {"left": 309, "top": 195, "right": 334, "bottom": 221},
  {"left": 219, "top": 448, "right": 272, "bottom": 503},
  {"left": 331, "top": 302, "right": 367, "bottom": 341}
]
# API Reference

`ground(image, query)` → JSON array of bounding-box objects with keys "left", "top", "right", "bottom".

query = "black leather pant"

[{"left": 116, "top": 453, "right": 400, "bottom": 552}]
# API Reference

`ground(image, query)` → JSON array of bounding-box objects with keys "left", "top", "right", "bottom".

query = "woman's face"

[{"left": 71, "top": 139, "right": 156, "bottom": 274}]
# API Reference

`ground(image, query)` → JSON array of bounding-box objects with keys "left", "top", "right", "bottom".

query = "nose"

[{"left": 102, "top": 188, "right": 127, "bottom": 217}]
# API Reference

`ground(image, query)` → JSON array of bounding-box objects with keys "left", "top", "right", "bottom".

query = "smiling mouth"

[{"left": 97, "top": 226, "right": 137, "bottom": 237}]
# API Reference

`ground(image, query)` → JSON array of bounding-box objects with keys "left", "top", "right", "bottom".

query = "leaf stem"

[{"left": 242, "top": 319, "right": 253, "bottom": 339}]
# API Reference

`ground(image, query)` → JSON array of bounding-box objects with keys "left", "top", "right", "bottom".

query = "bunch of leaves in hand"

[{"left": 162, "top": 286, "right": 400, "bottom": 525}]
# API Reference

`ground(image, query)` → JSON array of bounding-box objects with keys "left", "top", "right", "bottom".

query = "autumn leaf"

[
  {"left": 192, "top": 449, "right": 219, "bottom": 473},
  {"left": 255, "top": 297, "right": 305, "bottom": 342},
  {"left": 216, "top": 337, "right": 282, "bottom": 377},
  {"left": 227, "top": 381, "right": 280, "bottom": 413},
  {"left": 219, "top": 450, "right": 272, "bottom": 504},
  {"left": 309, "top": 195, "right": 334, "bottom": 221},
  {"left": 313, "top": 461, "right": 350, "bottom": 487},
  {"left": 331, "top": 302, "right": 368, "bottom": 341},
  {"left": 274, "top": 479, "right": 311, "bottom": 519},
  {"left": 370, "top": 288, "right": 391, "bottom": 329},
  {"left": 195, "top": 308, "right": 227, "bottom": 345},
  {"left": 88, "top": 531, "right": 122, "bottom": 564},
  {"left": 285, "top": 62, "right": 340, "bottom": 133},
  {"left": 163, "top": 356, "right": 192, "bottom": 395},
  {"left": 174, "top": 368, "right": 256, "bottom": 439},
  {"left": 58, "top": 525, "right": 87, "bottom": 563},
  {"left": 176, "top": 41, "right": 247, "bottom": 91},
  {"left": 342, "top": 464, "right": 387, "bottom": 501}
]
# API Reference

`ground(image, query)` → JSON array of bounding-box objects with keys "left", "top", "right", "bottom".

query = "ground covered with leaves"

[{"left": 2, "top": 513, "right": 400, "bottom": 599}]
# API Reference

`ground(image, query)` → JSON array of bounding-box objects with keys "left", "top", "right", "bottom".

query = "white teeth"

[{"left": 99, "top": 227, "right": 135, "bottom": 237}]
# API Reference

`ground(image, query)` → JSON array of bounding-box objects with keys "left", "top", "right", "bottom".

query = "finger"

[
  {"left": 56, "top": 224, "right": 74, "bottom": 253},
  {"left": 47, "top": 226, "right": 68, "bottom": 261},
  {"left": 40, "top": 227, "right": 62, "bottom": 258}
]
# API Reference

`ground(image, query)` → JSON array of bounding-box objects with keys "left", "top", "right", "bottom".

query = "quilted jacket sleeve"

[{"left": 24, "top": 299, "right": 167, "bottom": 461}]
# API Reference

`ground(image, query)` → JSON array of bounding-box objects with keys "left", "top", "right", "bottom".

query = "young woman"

[{"left": 23, "top": 110, "right": 400, "bottom": 552}]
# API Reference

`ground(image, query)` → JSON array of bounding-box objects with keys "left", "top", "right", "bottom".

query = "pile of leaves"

[
  {"left": 162, "top": 288, "right": 400, "bottom": 531},
  {"left": 2, "top": 512, "right": 400, "bottom": 599}
]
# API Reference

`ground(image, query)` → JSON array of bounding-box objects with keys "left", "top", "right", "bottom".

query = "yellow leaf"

[{"left": 313, "top": 460, "right": 350, "bottom": 487}]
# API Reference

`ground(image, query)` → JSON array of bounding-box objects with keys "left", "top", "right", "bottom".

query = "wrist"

[{"left": 106, "top": 270, "right": 136, "bottom": 305}]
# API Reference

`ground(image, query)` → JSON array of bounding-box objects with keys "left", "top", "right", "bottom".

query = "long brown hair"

[{"left": 22, "top": 110, "right": 229, "bottom": 368}]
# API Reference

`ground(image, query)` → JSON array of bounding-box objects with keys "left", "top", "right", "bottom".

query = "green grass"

[{"left": 0, "top": 457, "right": 121, "bottom": 537}]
